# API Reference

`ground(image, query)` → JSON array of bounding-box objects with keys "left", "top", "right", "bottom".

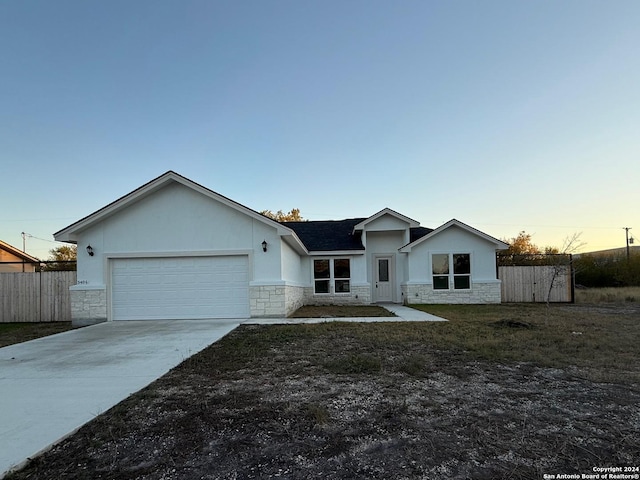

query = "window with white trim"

[
  {"left": 432, "top": 253, "right": 470, "bottom": 290},
  {"left": 314, "top": 258, "right": 350, "bottom": 294}
]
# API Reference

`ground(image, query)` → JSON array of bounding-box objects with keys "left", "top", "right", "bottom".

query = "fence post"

[{"left": 570, "top": 254, "right": 575, "bottom": 304}]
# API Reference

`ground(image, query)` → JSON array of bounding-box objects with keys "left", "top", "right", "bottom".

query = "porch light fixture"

[
  {"left": 86, "top": 245, "right": 94, "bottom": 256},
  {"left": 262, "top": 240, "right": 268, "bottom": 252}
]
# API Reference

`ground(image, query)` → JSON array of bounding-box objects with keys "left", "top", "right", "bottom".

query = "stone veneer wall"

[
  {"left": 250, "top": 285, "right": 286, "bottom": 317},
  {"left": 251, "top": 284, "right": 371, "bottom": 316},
  {"left": 303, "top": 284, "right": 371, "bottom": 306},
  {"left": 284, "top": 285, "right": 305, "bottom": 316},
  {"left": 70, "top": 288, "right": 107, "bottom": 326},
  {"left": 402, "top": 281, "right": 502, "bottom": 304}
]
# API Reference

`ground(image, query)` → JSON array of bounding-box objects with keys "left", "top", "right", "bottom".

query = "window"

[
  {"left": 334, "top": 259, "right": 351, "bottom": 293},
  {"left": 432, "top": 253, "right": 470, "bottom": 290},
  {"left": 378, "top": 259, "right": 389, "bottom": 282},
  {"left": 314, "top": 259, "right": 330, "bottom": 294},
  {"left": 432, "top": 254, "right": 449, "bottom": 290},
  {"left": 453, "top": 254, "right": 471, "bottom": 289},
  {"left": 314, "top": 258, "right": 350, "bottom": 294}
]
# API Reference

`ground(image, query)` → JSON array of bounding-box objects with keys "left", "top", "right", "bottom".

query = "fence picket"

[
  {"left": 499, "top": 265, "right": 572, "bottom": 303},
  {"left": 0, "top": 271, "right": 76, "bottom": 322}
]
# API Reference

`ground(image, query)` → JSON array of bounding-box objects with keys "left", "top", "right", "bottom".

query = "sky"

[{"left": 1, "top": 1, "right": 638, "bottom": 260}]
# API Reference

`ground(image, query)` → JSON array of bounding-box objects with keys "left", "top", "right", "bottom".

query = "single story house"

[
  {"left": 54, "top": 171, "right": 508, "bottom": 326},
  {"left": 0, "top": 240, "right": 40, "bottom": 272}
]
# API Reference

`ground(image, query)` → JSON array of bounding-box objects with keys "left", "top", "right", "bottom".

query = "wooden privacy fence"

[
  {"left": 0, "top": 271, "right": 76, "bottom": 322},
  {"left": 499, "top": 265, "right": 573, "bottom": 303}
]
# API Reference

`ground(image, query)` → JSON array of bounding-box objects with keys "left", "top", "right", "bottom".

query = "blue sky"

[{"left": 1, "top": 1, "right": 638, "bottom": 259}]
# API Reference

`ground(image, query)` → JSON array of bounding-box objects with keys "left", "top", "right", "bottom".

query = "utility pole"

[
  {"left": 21, "top": 232, "right": 26, "bottom": 272},
  {"left": 624, "top": 227, "right": 632, "bottom": 261}
]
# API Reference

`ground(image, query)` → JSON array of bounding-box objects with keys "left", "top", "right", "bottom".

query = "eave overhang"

[{"left": 399, "top": 219, "right": 509, "bottom": 252}]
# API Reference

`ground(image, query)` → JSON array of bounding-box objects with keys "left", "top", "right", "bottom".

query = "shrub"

[{"left": 575, "top": 252, "right": 640, "bottom": 287}]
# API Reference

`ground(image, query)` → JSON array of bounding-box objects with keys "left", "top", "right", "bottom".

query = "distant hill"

[{"left": 575, "top": 245, "right": 640, "bottom": 257}]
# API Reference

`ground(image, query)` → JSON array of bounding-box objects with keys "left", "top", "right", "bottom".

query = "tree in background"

[
  {"left": 575, "top": 251, "right": 640, "bottom": 287},
  {"left": 500, "top": 231, "right": 564, "bottom": 265},
  {"left": 260, "top": 208, "right": 304, "bottom": 222},
  {"left": 501, "top": 231, "right": 541, "bottom": 256},
  {"left": 43, "top": 245, "right": 77, "bottom": 271},
  {"left": 500, "top": 231, "right": 546, "bottom": 265},
  {"left": 49, "top": 245, "right": 77, "bottom": 261}
]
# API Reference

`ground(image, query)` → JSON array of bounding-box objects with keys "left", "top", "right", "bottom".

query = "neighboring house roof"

[
  {"left": 54, "top": 171, "right": 308, "bottom": 254},
  {"left": 281, "top": 219, "right": 367, "bottom": 252},
  {"left": 400, "top": 219, "right": 509, "bottom": 252},
  {"left": 0, "top": 240, "right": 40, "bottom": 263}
]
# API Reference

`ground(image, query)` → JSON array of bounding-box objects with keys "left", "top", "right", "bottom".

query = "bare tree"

[{"left": 544, "top": 232, "right": 585, "bottom": 307}]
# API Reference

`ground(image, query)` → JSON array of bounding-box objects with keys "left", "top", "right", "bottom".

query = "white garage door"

[{"left": 111, "top": 256, "right": 249, "bottom": 320}]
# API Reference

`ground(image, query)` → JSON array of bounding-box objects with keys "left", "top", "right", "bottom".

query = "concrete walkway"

[
  {"left": 0, "top": 320, "right": 240, "bottom": 477},
  {"left": 245, "top": 304, "right": 447, "bottom": 324}
]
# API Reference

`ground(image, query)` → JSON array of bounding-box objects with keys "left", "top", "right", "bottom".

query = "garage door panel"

[{"left": 111, "top": 256, "right": 249, "bottom": 320}]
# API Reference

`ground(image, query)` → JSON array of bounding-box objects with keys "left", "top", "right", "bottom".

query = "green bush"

[{"left": 575, "top": 252, "right": 640, "bottom": 287}]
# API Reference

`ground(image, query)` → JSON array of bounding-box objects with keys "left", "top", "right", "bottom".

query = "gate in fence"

[{"left": 498, "top": 254, "right": 574, "bottom": 303}]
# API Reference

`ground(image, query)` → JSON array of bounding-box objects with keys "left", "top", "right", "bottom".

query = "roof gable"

[
  {"left": 353, "top": 208, "right": 419, "bottom": 231},
  {"left": 400, "top": 219, "right": 509, "bottom": 252},
  {"left": 54, "top": 171, "right": 299, "bottom": 245}
]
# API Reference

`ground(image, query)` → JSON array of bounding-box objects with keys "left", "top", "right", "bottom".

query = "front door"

[{"left": 374, "top": 256, "right": 393, "bottom": 303}]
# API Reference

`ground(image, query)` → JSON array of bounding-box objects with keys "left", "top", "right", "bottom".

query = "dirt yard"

[{"left": 5, "top": 304, "right": 640, "bottom": 480}]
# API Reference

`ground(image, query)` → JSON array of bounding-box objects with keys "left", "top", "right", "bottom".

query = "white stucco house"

[{"left": 54, "top": 171, "right": 508, "bottom": 326}]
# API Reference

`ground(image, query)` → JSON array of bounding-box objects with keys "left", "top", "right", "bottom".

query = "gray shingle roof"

[
  {"left": 281, "top": 220, "right": 433, "bottom": 252},
  {"left": 281, "top": 219, "right": 366, "bottom": 252},
  {"left": 410, "top": 227, "right": 434, "bottom": 243}
]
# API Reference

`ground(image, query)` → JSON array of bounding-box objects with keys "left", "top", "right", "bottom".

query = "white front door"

[{"left": 374, "top": 256, "right": 393, "bottom": 303}]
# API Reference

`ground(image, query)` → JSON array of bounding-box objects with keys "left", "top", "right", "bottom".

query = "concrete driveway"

[{"left": 0, "top": 319, "right": 240, "bottom": 477}]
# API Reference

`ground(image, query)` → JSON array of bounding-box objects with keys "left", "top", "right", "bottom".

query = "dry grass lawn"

[
  {"left": 0, "top": 322, "right": 75, "bottom": 348},
  {"left": 575, "top": 285, "right": 640, "bottom": 303},
  {"left": 5, "top": 301, "right": 640, "bottom": 480}
]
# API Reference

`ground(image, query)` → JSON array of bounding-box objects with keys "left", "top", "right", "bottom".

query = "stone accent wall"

[
  {"left": 252, "top": 284, "right": 372, "bottom": 317},
  {"left": 352, "top": 284, "right": 372, "bottom": 304},
  {"left": 402, "top": 281, "right": 501, "bottom": 304},
  {"left": 70, "top": 288, "right": 107, "bottom": 326},
  {"left": 303, "top": 284, "right": 371, "bottom": 306},
  {"left": 250, "top": 285, "right": 287, "bottom": 317},
  {"left": 284, "top": 285, "right": 305, "bottom": 316}
]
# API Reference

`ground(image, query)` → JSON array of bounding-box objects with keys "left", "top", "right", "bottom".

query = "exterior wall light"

[
  {"left": 86, "top": 245, "right": 94, "bottom": 256},
  {"left": 262, "top": 240, "right": 268, "bottom": 252}
]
